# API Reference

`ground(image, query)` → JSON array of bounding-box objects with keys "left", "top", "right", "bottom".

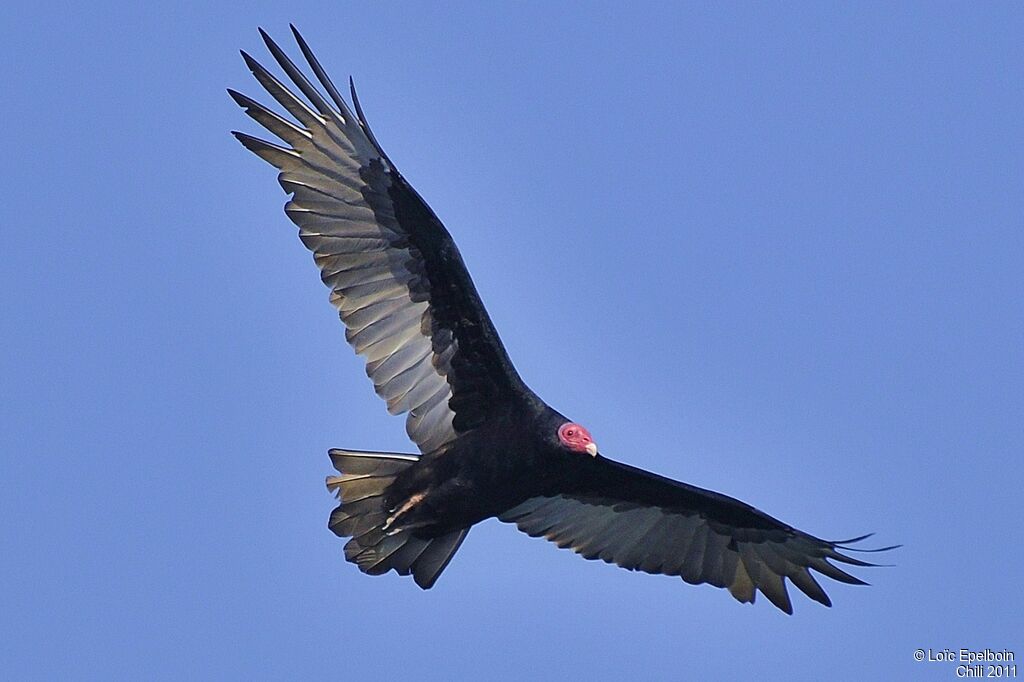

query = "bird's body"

[
  {"left": 231, "top": 26, "right": 895, "bottom": 613},
  {"left": 382, "top": 396, "right": 561, "bottom": 536}
]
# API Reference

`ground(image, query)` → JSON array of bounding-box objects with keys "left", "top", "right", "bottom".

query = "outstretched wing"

[
  {"left": 230, "top": 27, "right": 526, "bottom": 453},
  {"left": 500, "top": 456, "right": 895, "bottom": 614}
]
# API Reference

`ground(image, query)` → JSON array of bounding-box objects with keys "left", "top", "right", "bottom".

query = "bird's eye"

[{"left": 566, "top": 429, "right": 575, "bottom": 437}]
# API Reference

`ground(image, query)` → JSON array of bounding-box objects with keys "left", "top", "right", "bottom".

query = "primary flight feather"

[{"left": 230, "top": 26, "right": 895, "bottom": 613}]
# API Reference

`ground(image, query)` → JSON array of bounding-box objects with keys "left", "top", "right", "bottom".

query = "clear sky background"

[{"left": 2, "top": 2, "right": 1021, "bottom": 680}]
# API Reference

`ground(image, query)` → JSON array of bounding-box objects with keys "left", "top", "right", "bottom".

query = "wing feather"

[
  {"left": 499, "top": 456, "right": 894, "bottom": 613},
  {"left": 232, "top": 28, "right": 527, "bottom": 452}
]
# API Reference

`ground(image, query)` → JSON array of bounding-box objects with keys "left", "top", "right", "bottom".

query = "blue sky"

[{"left": 2, "top": 2, "right": 1021, "bottom": 679}]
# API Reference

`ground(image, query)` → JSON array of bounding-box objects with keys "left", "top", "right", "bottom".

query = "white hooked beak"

[{"left": 585, "top": 442, "right": 599, "bottom": 457}]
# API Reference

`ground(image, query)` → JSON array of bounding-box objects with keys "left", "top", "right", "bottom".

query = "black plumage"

[{"left": 231, "top": 26, "right": 896, "bottom": 612}]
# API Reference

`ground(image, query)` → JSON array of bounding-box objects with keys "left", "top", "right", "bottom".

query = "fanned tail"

[{"left": 326, "top": 448, "right": 467, "bottom": 589}]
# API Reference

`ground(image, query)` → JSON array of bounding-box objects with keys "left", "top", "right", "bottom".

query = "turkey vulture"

[{"left": 230, "top": 26, "right": 895, "bottom": 614}]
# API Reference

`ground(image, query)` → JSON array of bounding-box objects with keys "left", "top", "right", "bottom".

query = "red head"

[{"left": 558, "top": 422, "right": 598, "bottom": 457}]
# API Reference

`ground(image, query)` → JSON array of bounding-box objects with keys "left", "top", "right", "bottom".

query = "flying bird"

[{"left": 230, "top": 26, "right": 895, "bottom": 614}]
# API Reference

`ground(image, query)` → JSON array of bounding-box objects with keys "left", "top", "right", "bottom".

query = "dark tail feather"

[{"left": 326, "top": 448, "right": 468, "bottom": 589}]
